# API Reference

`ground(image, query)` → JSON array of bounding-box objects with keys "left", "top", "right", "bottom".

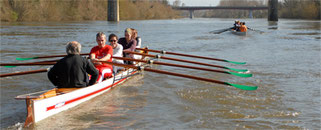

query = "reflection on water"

[
  {"left": 268, "top": 21, "right": 278, "bottom": 30},
  {"left": 1, "top": 19, "right": 320, "bottom": 129},
  {"left": 291, "top": 32, "right": 320, "bottom": 35}
]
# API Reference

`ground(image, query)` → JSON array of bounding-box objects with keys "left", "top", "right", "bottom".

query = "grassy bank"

[{"left": 0, "top": 0, "right": 180, "bottom": 22}]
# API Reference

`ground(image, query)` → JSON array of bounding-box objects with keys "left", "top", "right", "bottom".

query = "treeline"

[
  {"left": 119, "top": 0, "right": 179, "bottom": 20},
  {"left": 0, "top": 0, "right": 180, "bottom": 22},
  {"left": 279, "top": 0, "right": 320, "bottom": 19}
]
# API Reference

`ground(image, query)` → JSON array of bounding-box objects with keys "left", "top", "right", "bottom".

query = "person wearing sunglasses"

[{"left": 108, "top": 33, "right": 124, "bottom": 73}]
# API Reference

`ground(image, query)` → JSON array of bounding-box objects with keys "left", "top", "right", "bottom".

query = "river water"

[{"left": 0, "top": 18, "right": 320, "bottom": 129}]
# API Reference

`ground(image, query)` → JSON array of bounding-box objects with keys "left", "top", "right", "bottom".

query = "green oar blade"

[
  {"left": 225, "top": 67, "right": 248, "bottom": 72},
  {"left": 16, "top": 57, "right": 37, "bottom": 61},
  {"left": 3, "top": 66, "right": 17, "bottom": 68},
  {"left": 225, "top": 82, "right": 258, "bottom": 91},
  {"left": 225, "top": 60, "right": 246, "bottom": 65},
  {"left": 226, "top": 71, "right": 252, "bottom": 78}
]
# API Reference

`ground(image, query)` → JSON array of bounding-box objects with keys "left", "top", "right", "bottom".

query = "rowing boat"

[
  {"left": 15, "top": 52, "right": 147, "bottom": 127},
  {"left": 230, "top": 29, "right": 247, "bottom": 36}
]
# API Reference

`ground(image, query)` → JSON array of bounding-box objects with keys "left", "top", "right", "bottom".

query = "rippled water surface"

[{"left": 1, "top": 19, "right": 320, "bottom": 129}]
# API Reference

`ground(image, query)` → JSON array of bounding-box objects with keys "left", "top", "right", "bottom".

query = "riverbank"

[{"left": 0, "top": 0, "right": 180, "bottom": 22}]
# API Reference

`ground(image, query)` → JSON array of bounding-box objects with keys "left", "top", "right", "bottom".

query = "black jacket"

[{"left": 48, "top": 54, "right": 98, "bottom": 88}]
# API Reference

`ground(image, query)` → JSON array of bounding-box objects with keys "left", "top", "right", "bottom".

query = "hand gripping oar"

[
  {"left": 136, "top": 48, "right": 245, "bottom": 65},
  {"left": 113, "top": 57, "right": 252, "bottom": 78},
  {"left": 0, "top": 68, "right": 49, "bottom": 78},
  {"left": 102, "top": 61, "right": 257, "bottom": 91},
  {"left": 1, "top": 59, "right": 59, "bottom": 68},
  {"left": 16, "top": 53, "right": 89, "bottom": 61},
  {"left": 123, "top": 51, "right": 248, "bottom": 72}
]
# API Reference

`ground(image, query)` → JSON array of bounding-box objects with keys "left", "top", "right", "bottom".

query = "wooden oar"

[
  {"left": 1, "top": 62, "right": 56, "bottom": 66},
  {"left": 123, "top": 51, "right": 248, "bottom": 72},
  {"left": 136, "top": 48, "right": 245, "bottom": 65},
  {"left": 209, "top": 27, "right": 232, "bottom": 34},
  {"left": 0, "top": 69, "right": 48, "bottom": 78},
  {"left": 16, "top": 53, "right": 89, "bottom": 61},
  {"left": 102, "top": 61, "right": 257, "bottom": 91},
  {"left": 113, "top": 57, "right": 252, "bottom": 78},
  {"left": 1, "top": 59, "right": 59, "bottom": 68},
  {"left": 247, "top": 27, "right": 264, "bottom": 33}
]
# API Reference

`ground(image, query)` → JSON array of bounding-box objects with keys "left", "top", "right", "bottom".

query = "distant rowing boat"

[
  {"left": 230, "top": 29, "right": 247, "bottom": 36},
  {"left": 15, "top": 51, "right": 147, "bottom": 127}
]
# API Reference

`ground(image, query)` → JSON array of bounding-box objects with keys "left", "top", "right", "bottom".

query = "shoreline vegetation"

[
  {"left": 0, "top": 0, "right": 320, "bottom": 22},
  {"left": 0, "top": 0, "right": 180, "bottom": 22}
]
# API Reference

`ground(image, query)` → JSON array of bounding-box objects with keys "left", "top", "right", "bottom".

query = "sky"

[{"left": 167, "top": 0, "right": 220, "bottom": 6}]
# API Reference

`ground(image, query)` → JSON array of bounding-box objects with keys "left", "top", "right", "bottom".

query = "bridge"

[
  {"left": 172, "top": 6, "right": 269, "bottom": 19},
  {"left": 106, "top": 0, "right": 278, "bottom": 21}
]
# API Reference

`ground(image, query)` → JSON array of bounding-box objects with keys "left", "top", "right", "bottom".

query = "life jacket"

[{"left": 239, "top": 25, "right": 247, "bottom": 32}]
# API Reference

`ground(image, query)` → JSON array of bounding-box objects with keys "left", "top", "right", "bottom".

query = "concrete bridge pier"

[
  {"left": 108, "top": 0, "right": 119, "bottom": 22},
  {"left": 189, "top": 10, "right": 194, "bottom": 19},
  {"left": 268, "top": 0, "right": 278, "bottom": 21},
  {"left": 249, "top": 10, "right": 253, "bottom": 18}
]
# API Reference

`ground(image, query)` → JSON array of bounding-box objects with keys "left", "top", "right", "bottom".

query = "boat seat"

[{"left": 33, "top": 88, "right": 80, "bottom": 100}]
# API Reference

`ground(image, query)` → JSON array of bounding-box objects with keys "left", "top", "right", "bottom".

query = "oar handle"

[{"left": 0, "top": 69, "right": 48, "bottom": 78}]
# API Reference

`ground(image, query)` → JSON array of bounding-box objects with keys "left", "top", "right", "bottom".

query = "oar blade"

[
  {"left": 16, "top": 57, "right": 37, "bottom": 61},
  {"left": 3, "top": 66, "right": 17, "bottom": 68},
  {"left": 227, "top": 71, "right": 252, "bottom": 78},
  {"left": 225, "top": 60, "right": 246, "bottom": 65},
  {"left": 225, "top": 82, "right": 258, "bottom": 91},
  {"left": 225, "top": 67, "right": 248, "bottom": 72}
]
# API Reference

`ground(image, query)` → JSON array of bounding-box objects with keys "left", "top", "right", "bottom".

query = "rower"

[
  {"left": 131, "top": 28, "right": 141, "bottom": 49},
  {"left": 44, "top": 41, "right": 99, "bottom": 98},
  {"left": 131, "top": 28, "right": 143, "bottom": 61},
  {"left": 231, "top": 20, "right": 241, "bottom": 31},
  {"left": 239, "top": 22, "right": 248, "bottom": 32},
  {"left": 108, "top": 33, "right": 124, "bottom": 73},
  {"left": 118, "top": 28, "right": 137, "bottom": 64},
  {"left": 48, "top": 41, "right": 98, "bottom": 88},
  {"left": 90, "top": 32, "right": 113, "bottom": 83}
]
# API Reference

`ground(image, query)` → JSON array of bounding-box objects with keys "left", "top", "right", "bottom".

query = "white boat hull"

[{"left": 18, "top": 68, "right": 139, "bottom": 126}]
